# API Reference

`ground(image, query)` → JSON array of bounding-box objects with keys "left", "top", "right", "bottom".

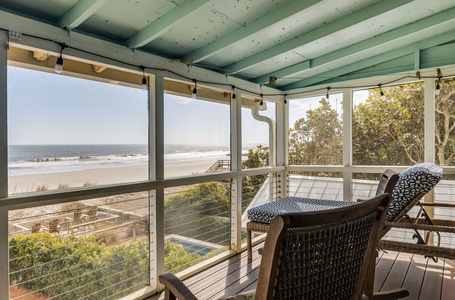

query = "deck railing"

[{"left": 3, "top": 167, "right": 455, "bottom": 300}]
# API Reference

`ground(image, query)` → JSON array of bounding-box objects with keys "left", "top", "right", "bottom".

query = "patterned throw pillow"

[{"left": 387, "top": 162, "right": 443, "bottom": 221}]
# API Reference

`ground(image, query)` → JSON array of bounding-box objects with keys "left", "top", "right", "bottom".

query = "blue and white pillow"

[{"left": 387, "top": 162, "right": 443, "bottom": 221}]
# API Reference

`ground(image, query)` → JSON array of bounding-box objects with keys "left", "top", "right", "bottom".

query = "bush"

[{"left": 9, "top": 233, "right": 149, "bottom": 300}]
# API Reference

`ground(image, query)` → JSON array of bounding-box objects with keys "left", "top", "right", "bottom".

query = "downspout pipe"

[{"left": 251, "top": 105, "right": 276, "bottom": 167}]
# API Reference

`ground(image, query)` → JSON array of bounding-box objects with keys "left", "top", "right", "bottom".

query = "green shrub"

[{"left": 9, "top": 233, "right": 149, "bottom": 300}]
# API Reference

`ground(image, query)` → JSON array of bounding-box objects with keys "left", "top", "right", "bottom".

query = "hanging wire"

[{"left": 2, "top": 28, "right": 453, "bottom": 100}]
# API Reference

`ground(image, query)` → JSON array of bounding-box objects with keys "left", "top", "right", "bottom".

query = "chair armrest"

[
  {"left": 384, "top": 221, "right": 455, "bottom": 234},
  {"left": 159, "top": 272, "right": 198, "bottom": 300},
  {"left": 371, "top": 288, "right": 409, "bottom": 300}
]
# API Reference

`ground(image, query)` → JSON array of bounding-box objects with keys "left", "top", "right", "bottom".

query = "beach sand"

[{"left": 8, "top": 159, "right": 219, "bottom": 193}]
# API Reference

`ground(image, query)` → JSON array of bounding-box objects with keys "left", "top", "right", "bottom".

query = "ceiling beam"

[
  {"left": 0, "top": 10, "right": 281, "bottom": 101},
  {"left": 126, "top": 0, "right": 211, "bottom": 49},
  {"left": 181, "top": 0, "right": 320, "bottom": 64},
  {"left": 282, "top": 30, "right": 455, "bottom": 90},
  {"left": 254, "top": 6, "right": 455, "bottom": 85},
  {"left": 224, "top": 0, "right": 413, "bottom": 75},
  {"left": 57, "top": 0, "right": 109, "bottom": 30}
]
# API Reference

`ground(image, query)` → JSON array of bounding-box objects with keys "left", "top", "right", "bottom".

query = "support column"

[
  {"left": 424, "top": 78, "right": 436, "bottom": 228},
  {"left": 0, "top": 30, "right": 9, "bottom": 300},
  {"left": 276, "top": 97, "right": 288, "bottom": 198},
  {"left": 230, "top": 89, "right": 242, "bottom": 252},
  {"left": 343, "top": 89, "right": 353, "bottom": 201},
  {"left": 150, "top": 71, "right": 165, "bottom": 288}
]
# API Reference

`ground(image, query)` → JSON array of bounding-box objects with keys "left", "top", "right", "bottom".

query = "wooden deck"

[{"left": 149, "top": 243, "right": 455, "bottom": 300}]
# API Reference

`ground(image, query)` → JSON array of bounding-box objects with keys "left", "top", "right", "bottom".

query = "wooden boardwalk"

[{"left": 149, "top": 243, "right": 455, "bottom": 300}]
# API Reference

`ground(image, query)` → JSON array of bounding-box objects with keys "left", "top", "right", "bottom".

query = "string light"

[
  {"left": 141, "top": 66, "right": 147, "bottom": 91},
  {"left": 435, "top": 79, "right": 441, "bottom": 95},
  {"left": 378, "top": 84, "right": 386, "bottom": 100},
  {"left": 326, "top": 87, "right": 330, "bottom": 99},
  {"left": 192, "top": 80, "right": 198, "bottom": 99},
  {"left": 435, "top": 68, "right": 442, "bottom": 95},
  {"left": 284, "top": 94, "right": 287, "bottom": 104},
  {"left": 231, "top": 85, "right": 236, "bottom": 99},
  {"left": 36, "top": 37, "right": 454, "bottom": 102},
  {"left": 54, "top": 43, "right": 67, "bottom": 74}
]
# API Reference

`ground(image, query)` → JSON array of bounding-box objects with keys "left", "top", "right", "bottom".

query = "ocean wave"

[{"left": 27, "top": 153, "right": 140, "bottom": 163}]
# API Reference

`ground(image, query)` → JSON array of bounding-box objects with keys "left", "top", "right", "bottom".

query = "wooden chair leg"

[
  {"left": 363, "top": 250, "right": 377, "bottom": 299},
  {"left": 247, "top": 228, "right": 252, "bottom": 261},
  {"left": 364, "top": 251, "right": 409, "bottom": 300}
]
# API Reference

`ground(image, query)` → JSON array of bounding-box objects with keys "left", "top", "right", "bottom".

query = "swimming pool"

[{"left": 168, "top": 236, "right": 218, "bottom": 256}]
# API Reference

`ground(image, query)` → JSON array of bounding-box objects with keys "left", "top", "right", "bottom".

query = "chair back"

[
  {"left": 74, "top": 210, "right": 82, "bottom": 221},
  {"left": 31, "top": 223, "right": 42, "bottom": 234},
  {"left": 255, "top": 193, "right": 391, "bottom": 300},
  {"left": 375, "top": 169, "right": 399, "bottom": 196},
  {"left": 88, "top": 207, "right": 98, "bottom": 220},
  {"left": 49, "top": 219, "right": 60, "bottom": 233}
]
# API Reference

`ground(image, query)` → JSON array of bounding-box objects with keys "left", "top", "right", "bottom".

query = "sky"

[{"left": 7, "top": 66, "right": 275, "bottom": 146}]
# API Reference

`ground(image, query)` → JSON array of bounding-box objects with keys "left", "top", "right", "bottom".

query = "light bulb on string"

[
  {"left": 435, "top": 79, "right": 441, "bottom": 95},
  {"left": 326, "top": 87, "right": 330, "bottom": 99},
  {"left": 141, "top": 66, "right": 147, "bottom": 91},
  {"left": 54, "top": 43, "right": 67, "bottom": 74},
  {"left": 192, "top": 80, "right": 198, "bottom": 99},
  {"left": 258, "top": 94, "right": 267, "bottom": 110},
  {"left": 379, "top": 84, "right": 386, "bottom": 100}
]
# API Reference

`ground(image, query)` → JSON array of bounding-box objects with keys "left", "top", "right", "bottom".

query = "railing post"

[
  {"left": 424, "top": 77, "right": 436, "bottom": 244},
  {"left": 150, "top": 70, "right": 165, "bottom": 289},
  {"left": 230, "top": 88, "right": 242, "bottom": 252},
  {"left": 343, "top": 88, "right": 353, "bottom": 201},
  {"left": 0, "top": 30, "right": 9, "bottom": 300}
]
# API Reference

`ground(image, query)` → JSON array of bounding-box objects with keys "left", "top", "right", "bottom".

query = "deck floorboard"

[{"left": 149, "top": 244, "right": 454, "bottom": 300}]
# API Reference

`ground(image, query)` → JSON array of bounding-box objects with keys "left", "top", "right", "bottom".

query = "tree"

[
  {"left": 289, "top": 97, "right": 342, "bottom": 165},
  {"left": 353, "top": 83, "right": 425, "bottom": 165},
  {"left": 352, "top": 78, "right": 455, "bottom": 166},
  {"left": 435, "top": 77, "right": 455, "bottom": 166}
]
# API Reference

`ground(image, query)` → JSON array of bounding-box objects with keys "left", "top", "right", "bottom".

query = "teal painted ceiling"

[{"left": 1, "top": 0, "right": 454, "bottom": 91}]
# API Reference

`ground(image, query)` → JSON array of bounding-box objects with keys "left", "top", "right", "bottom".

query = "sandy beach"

[{"left": 8, "top": 159, "right": 219, "bottom": 194}]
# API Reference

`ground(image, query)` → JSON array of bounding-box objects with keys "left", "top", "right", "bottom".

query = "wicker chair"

[
  {"left": 246, "top": 169, "right": 399, "bottom": 261},
  {"left": 160, "top": 194, "right": 393, "bottom": 300},
  {"left": 48, "top": 219, "right": 61, "bottom": 234},
  {"left": 31, "top": 222, "right": 42, "bottom": 234}
]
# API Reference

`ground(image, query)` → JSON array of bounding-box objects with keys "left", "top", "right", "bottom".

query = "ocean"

[{"left": 8, "top": 144, "right": 232, "bottom": 176}]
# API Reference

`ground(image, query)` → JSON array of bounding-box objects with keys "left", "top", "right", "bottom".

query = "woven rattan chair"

[
  {"left": 31, "top": 222, "right": 42, "bottom": 234},
  {"left": 160, "top": 194, "right": 393, "bottom": 300},
  {"left": 48, "top": 219, "right": 61, "bottom": 234},
  {"left": 246, "top": 169, "right": 399, "bottom": 261}
]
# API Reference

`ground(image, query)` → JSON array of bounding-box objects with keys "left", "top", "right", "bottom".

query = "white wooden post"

[
  {"left": 230, "top": 88, "right": 242, "bottom": 252},
  {"left": 0, "top": 30, "right": 10, "bottom": 300}
]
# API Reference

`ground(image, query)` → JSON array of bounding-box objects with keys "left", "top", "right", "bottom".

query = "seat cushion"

[
  {"left": 247, "top": 197, "right": 353, "bottom": 224},
  {"left": 387, "top": 162, "right": 443, "bottom": 221}
]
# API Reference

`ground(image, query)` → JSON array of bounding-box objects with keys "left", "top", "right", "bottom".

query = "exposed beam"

[
  {"left": 224, "top": 0, "right": 414, "bottom": 75},
  {"left": 282, "top": 30, "right": 455, "bottom": 90},
  {"left": 57, "top": 0, "right": 109, "bottom": 30},
  {"left": 0, "top": 10, "right": 281, "bottom": 102},
  {"left": 254, "top": 6, "right": 455, "bottom": 85},
  {"left": 181, "top": 0, "right": 320, "bottom": 64},
  {"left": 126, "top": 0, "right": 211, "bottom": 49}
]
